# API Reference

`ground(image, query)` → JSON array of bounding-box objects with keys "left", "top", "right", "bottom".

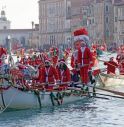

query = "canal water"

[{"left": 0, "top": 95, "right": 124, "bottom": 127}]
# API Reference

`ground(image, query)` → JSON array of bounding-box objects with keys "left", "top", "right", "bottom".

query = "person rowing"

[
  {"left": 104, "top": 57, "right": 118, "bottom": 74},
  {"left": 56, "top": 59, "right": 71, "bottom": 90},
  {"left": 39, "top": 59, "right": 59, "bottom": 91}
]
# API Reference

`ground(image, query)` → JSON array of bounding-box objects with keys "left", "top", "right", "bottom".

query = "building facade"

[
  {"left": 114, "top": 1, "right": 124, "bottom": 44},
  {"left": 64, "top": 0, "right": 114, "bottom": 45},
  {"left": 39, "top": 0, "right": 73, "bottom": 50},
  {"left": 0, "top": 26, "right": 39, "bottom": 49}
]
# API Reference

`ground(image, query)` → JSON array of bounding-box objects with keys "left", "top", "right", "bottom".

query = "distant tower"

[{"left": 0, "top": 8, "right": 11, "bottom": 30}]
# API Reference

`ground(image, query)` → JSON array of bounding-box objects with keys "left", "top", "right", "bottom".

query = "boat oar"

[
  {"left": 68, "top": 87, "right": 109, "bottom": 100},
  {"left": 68, "top": 87, "right": 124, "bottom": 100},
  {"left": 95, "top": 92, "right": 124, "bottom": 100},
  {"left": 95, "top": 87, "right": 124, "bottom": 97}
]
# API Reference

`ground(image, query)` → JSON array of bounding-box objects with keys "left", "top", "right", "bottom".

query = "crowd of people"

[{"left": 1, "top": 27, "right": 123, "bottom": 91}]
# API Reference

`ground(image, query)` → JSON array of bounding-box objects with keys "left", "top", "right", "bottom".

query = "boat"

[
  {"left": 97, "top": 73, "right": 124, "bottom": 87},
  {"left": 0, "top": 55, "right": 94, "bottom": 110},
  {"left": 0, "top": 81, "right": 93, "bottom": 110}
]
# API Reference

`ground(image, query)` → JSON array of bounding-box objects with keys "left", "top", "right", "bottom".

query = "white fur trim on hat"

[{"left": 74, "top": 35, "right": 89, "bottom": 43}]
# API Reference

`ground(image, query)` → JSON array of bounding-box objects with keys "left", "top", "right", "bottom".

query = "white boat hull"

[{"left": 0, "top": 87, "right": 87, "bottom": 109}]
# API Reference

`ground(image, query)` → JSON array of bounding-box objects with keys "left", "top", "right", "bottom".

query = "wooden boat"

[
  {"left": 0, "top": 83, "right": 93, "bottom": 110},
  {"left": 97, "top": 73, "right": 124, "bottom": 87}
]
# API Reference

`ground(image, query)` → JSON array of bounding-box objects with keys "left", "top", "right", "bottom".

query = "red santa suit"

[
  {"left": 90, "top": 50, "right": 98, "bottom": 67},
  {"left": 104, "top": 58, "right": 118, "bottom": 74},
  {"left": 20, "top": 57, "right": 28, "bottom": 65},
  {"left": 0, "top": 47, "right": 7, "bottom": 65},
  {"left": 40, "top": 66, "right": 59, "bottom": 84},
  {"left": 78, "top": 47, "right": 92, "bottom": 84},
  {"left": 50, "top": 47, "right": 59, "bottom": 66},
  {"left": 35, "top": 56, "right": 42, "bottom": 66},
  {"left": 119, "top": 60, "right": 124, "bottom": 75},
  {"left": 57, "top": 60, "right": 71, "bottom": 90},
  {"left": 71, "top": 50, "right": 78, "bottom": 68}
]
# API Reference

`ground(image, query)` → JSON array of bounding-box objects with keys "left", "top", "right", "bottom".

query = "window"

[
  {"left": 92, "top": 18, "right": 94, "bottom": 24},
  {"left": 106, "top": 17, "right": 109, "bottom": 23},
  {"left": 115, "top": 17, "right": 117, "bottom": 22},
  {"left": 82, "top": 19, "right": 87, "bottom": 26},
  {"left": 66, "top": 1, "right": 71, "bottom": 19},
  {"left": 106, "top": 5, "right": 109, "bottom": 12},
  {"left": 106, "top": 29, "right": 109, "bottom": 38},
  {"left": 3, "top": 26, "right": 7, "bottom": 29}
]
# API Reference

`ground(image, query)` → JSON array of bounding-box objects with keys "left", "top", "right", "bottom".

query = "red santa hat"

[
  {"left": 73, "top": 28, "right": 89, "bottom": 44},
  {"left": 45, "top": 59, "right": 51, "bottom": 64},
  {"left": 58, "top": 59, "right": 66, "bottom": 64}
]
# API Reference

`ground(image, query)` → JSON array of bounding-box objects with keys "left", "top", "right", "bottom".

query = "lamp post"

[{"left": 7, "top": 35, "right": 11, "bottom": 55}]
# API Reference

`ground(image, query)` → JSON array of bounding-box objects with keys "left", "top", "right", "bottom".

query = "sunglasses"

[{"left": 45, "top": 62, "right": 50, "bottom": 64}]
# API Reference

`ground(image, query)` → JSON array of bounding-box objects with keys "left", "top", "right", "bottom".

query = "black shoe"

[{"left": 91, "top": 79, "right": 96, "bottom": 84}]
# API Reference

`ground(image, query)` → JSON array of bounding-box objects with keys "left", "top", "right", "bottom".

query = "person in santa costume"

[
  {"left": 104, "top": 57, "right": 118, "bottom": 74},
  {"left": 56, "top": 59, "right": 71, "bottom": 90},
  {"left": 73, "top": 28, "right": 92, "bottom": 86},
  {"left": 20, "top": 55, "right": 28, "bottom": 65},
  {"left": 39, "top": 59, "right": 59, "bottom": 91},
  {"left": 50, "top": 46, "right": 59, "bottom": 66},
  {"left": 0, "top": 47, "right": 7, "bottom": 65},
  {"left": 71, "top": 42, "right": 80, "bottom": 69}
]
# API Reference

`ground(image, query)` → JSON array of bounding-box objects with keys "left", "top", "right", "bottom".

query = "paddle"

[
  {"left": 68, "top": 87, "right": 124, "bottom": 100},
  {"left": 95, "top": 87, "right": 124, "bottom": 97},
  {"left": 68, "top": 87, "right": 109, "bottom": 100}
]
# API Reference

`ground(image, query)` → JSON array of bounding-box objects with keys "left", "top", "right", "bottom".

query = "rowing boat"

[
  {"left": 0, "top": 82, "right": 93, "bottom": 110},
  {"left": 97, "top": 73, "right": 124, "bottom": 87}
]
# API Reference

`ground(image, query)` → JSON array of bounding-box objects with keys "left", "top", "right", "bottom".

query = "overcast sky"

[{"left": 0, "top": 0, "right": 39, "bottom": 29}]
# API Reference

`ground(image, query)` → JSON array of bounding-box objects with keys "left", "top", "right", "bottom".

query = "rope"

[
  {"left": 1, "top": 92, "right": 6, "bottom": 108},
  {"left": 0, "top": 86, "right": 18, "bottom": 114}
]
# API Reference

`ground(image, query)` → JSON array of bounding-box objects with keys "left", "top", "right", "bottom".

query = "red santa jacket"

[
  {"left": 20, "top": 57, "right": 28, "bottom": 65},
  {"left": 78, "top": 47, "right": 92, "bottom": 66},
  {"left": 52, "top": 56, "right": 58, "bottom": 66},
  {"left": 119, "top": 61, "right": 124, "bottom": 75},
  {"left": 40, "top": 66, "right": 59, "bottom": 84},
  {"left": 57, "top": 68, "right": 71, "bottom": 83},
  {"left": 0, "top": 47, "right": 7, "bottom": 58},
  {"left": 104, "top": 61, "right": 118, "bottom": 74},
  {"left": 35, "top": 57, "right": 42, "bottom": 65},
  {"left": 0, "top": 47, "right": 7, "bottom": 65},
  {"left": 90, "top": 50, "right": 98, "bottom": 67},
  {"left": 71, "top": 50, "right": 78, "bottom": 68}
]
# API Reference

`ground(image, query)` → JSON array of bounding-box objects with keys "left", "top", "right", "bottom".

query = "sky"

[{"left": 0, "top": 0, "right": 39, "bottom": 29}]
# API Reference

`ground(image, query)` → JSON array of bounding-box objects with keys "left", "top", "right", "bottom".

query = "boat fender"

[
  {"left": 56, "top": 92, "right": 63, "bottom": 105},
  {"left": 34, "top": 90, "right": 42, "bottom": 109},
  {"left": 50, "top": 92, "right": 55, "bottom": 106}
]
